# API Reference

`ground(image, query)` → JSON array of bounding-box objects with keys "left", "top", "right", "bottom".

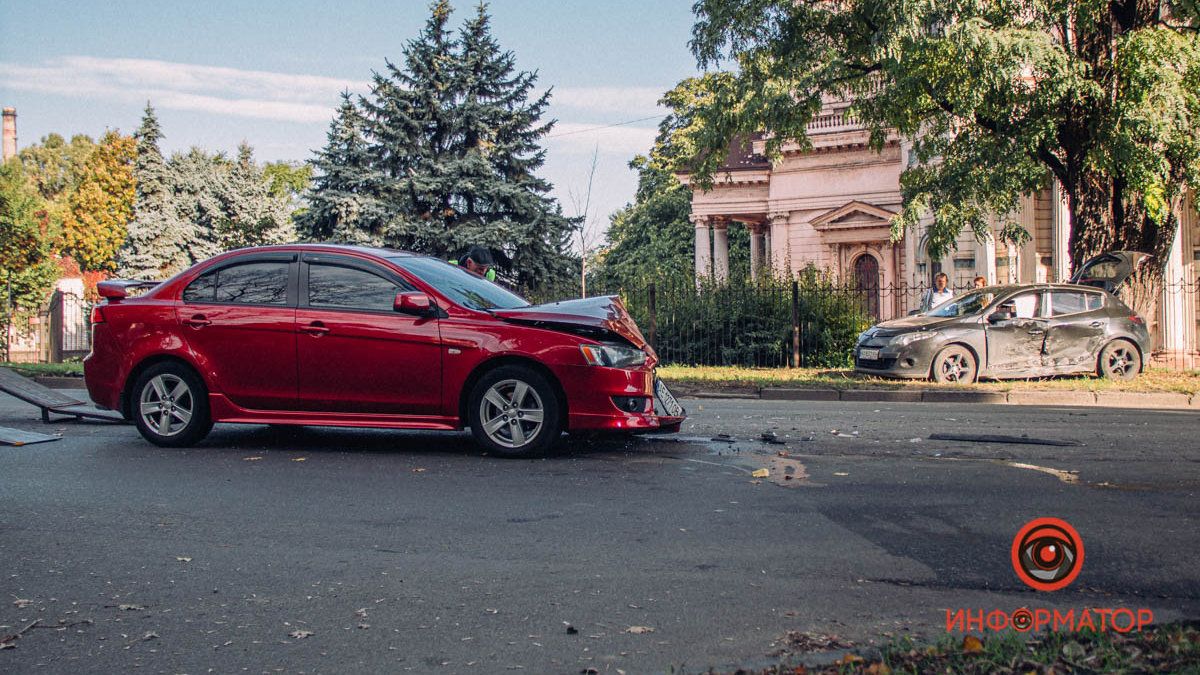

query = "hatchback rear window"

[{"left": 1048, "top": 291, "right": 1102, "bottom": 316}]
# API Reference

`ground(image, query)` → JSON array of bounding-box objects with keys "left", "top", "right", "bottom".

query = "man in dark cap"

[{"left": 450, "top": 246, "right": 497, "bottom": 282}]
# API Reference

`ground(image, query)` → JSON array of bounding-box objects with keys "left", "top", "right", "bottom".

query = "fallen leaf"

[
  {"left": 865, "top": 662, "right": 892, "bottom": 675},
  {"left": 411, "top": 468, "right": 427, "bottom": 473},
  {"left": 12, "top": 598, "right": 32, "bottom": 608},
  {"left": 836, "top": 654, "right": 864, "bottom": 665},
  {"left": 291, "top": 457, "right": 307, "bottom": 462},
  {"left": 626, "top": 626, "right": 655, "bottom": 634},
  {"left": 118, "top": 604, "right": 146, "bottom": 611},
  {"left": 243, "top": 456, "right": 263, "bottom": 461},
  {"left": 141, "top": 631, "right": 159, "bottom": 641},
  {"left": 834, "top": 472, "right": 849, "bottom": 476},
  {"left": 289, "top": 630, "right": 314, "bottom": 639},
  {"left": 751, "top": 468, "right": 770, "bottom": 478},
  {"left": 0, "top": 642, "right": 14, "bottom": 650},
  {"left": 176, "top": 556, "right": 192, "bottom": 563},
  {"left": 962, "top": 635, "right": 984, "bottom": 653}
]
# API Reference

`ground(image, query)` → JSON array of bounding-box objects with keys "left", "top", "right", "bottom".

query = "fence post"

[
  {"left": 647, "top": 282, "right": 656, "bottom": 352},
  {"left": 791, "top": 280, "right": 800, "bottom": 369},
  {"left": 48, "top": 290, "right": 64, "bottom": 364}
]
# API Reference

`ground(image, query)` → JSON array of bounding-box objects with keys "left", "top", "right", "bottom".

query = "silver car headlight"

[
  {"left": 580, "top": 343, "right": 647, "bottom": 368},
  {"left": 890, "top": 332, "right": 935, "bottom": 347}
]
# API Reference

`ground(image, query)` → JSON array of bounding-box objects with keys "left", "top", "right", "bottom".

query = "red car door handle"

[
  {"left": 301, "top": 321, "right": 329, "bottom": 336},
  {"left": 183, "top": 315, "right": 211, "bottom": 328}
]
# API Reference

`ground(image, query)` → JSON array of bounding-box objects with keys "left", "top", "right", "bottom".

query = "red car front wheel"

[{"left": 468, "top": 365, "right": 561, "bottom": 457}]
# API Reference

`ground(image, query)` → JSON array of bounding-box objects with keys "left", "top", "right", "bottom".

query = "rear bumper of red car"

[{"left": 554, "top": 364, "right": 685, "bottom": 433}]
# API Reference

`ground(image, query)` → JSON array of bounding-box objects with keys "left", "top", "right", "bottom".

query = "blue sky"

[{"left": 0, "top": 0, "right": 701, "bottom": 245}]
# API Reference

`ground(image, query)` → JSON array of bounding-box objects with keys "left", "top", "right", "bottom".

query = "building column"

[
  {"left": 768, "top": 211, "right": 790, "bottom": 277},
  {"left": 977, "top": 230, "right": 997, "bottom": 285},
  {"left": 1158, "top": 218, "right": 1193, "bottom": 360},
  {"left": 749, "top": 224, "right": 766, "bottom": 279},
  {"left": 1018, "top": 193, "right": 1038, "bottom": 283},
  {"left": 1051, "top": 179, "right": 1071, "bottom": 281},
  {"left": 692, "top": 214, "right": 711, "bottom": 280},
  {"left": 712, "top": 218, "right": 730, "bottom": 283}
]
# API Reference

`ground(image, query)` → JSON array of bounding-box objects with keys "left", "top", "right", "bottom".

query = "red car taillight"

[
  {"left": 1129, "top": 315, "right": 1145, "bottom": 326},
  {"left": 91, "top": 306, "right": 106, "bottom": 324}
]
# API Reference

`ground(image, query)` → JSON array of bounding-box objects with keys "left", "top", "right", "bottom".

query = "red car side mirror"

[{"left": 395, "top": 292, "right": 435, "bottom": 317}]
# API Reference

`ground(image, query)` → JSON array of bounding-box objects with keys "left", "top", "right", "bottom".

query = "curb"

[
  {"left": 729, "top": 387, "right": 1199, "bottom": 410},
  {"left": 32, "top": 376, "right": 84, "bottom": 390}
]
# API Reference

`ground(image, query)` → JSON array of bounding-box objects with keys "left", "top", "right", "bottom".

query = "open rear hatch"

[{"left": 1069, "top": 251, "right": 1147, "bottom": 293}]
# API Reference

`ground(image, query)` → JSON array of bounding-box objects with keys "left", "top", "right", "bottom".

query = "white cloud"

[
  {"left": 550, "top": 86, "right": 665, "bottom": 114},
  {"left": 1, "top": 56, "right": 368, "bottom": 124},
  {"left": 545, "top": 121, "right": 659, "bottom": 156}
]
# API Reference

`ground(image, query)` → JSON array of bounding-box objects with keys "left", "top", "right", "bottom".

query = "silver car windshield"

[
  {"left": 927, "top": 290, "right": 996, "bottom": 318},
  {"left": 390, "top": 256, "right": 530, "bottom": 311}
]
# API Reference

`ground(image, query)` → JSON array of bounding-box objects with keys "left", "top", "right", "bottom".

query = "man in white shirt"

[{"left": 921, "top": 272, "right": 954, "bottom": 312}]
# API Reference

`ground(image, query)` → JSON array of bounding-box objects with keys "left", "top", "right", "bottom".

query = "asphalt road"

[{"left": 1, "top": 390, "right": 1198, "bottom": 673}]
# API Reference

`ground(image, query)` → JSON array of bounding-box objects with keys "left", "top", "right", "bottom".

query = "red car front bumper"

[{"left": 553, "top": 364, "right": 685, "bottom": 433}]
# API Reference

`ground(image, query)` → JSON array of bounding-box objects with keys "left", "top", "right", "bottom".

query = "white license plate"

[
  {"left": 654, "top": 378, "right": 685, "bottom": 418},
  {"left": 859, "top": 348, "right": 881, "bottom": 361}
]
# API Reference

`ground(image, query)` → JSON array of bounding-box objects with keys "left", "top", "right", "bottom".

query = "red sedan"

[{"left": 84, "top": 245, "right": 685, "bottom": 456}]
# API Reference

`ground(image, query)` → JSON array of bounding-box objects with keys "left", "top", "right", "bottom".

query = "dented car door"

[
  {"left": 983, "top": 291, "right": 1047, "bottom": 375},
  {"left": 1042, "top": 290, "right": 1108, "bottom": 372}
]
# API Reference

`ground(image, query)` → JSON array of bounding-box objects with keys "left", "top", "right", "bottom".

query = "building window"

[{"left": 953, "top": 258, "right": 975, "bottom": 270}]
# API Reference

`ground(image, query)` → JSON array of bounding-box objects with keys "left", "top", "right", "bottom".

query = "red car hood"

[{"left": 492, "top": 296, "right": 657, "bottom": 361}]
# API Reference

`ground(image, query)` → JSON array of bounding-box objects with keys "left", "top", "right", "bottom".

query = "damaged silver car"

[{"left": 855, "top": 252, "right": 1151, "bottom": 383}]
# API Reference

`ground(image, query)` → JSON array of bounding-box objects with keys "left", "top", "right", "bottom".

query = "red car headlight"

[{"left": 579, "top": 343, "right": 647, "bottom": 368}]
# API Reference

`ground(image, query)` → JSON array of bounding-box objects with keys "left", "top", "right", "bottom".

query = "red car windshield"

[{"left": 392, "top": 256, "right": 530, "bottom": 311}]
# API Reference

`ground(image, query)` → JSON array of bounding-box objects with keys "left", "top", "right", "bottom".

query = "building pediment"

[{"left": 809, "top": 201, "right": 897, "bottom": 231}]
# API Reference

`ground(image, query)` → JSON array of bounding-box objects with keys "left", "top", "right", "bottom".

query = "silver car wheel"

[
  {"left": 139, "top": 373, "right": 194, "bottom": 438},
  {"left": 478, "top": 379, "right": 544, "bottom": 449}
]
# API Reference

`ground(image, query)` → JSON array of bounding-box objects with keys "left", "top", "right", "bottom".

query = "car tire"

[
  {"left": 468, "top": 365, "right": 562, "bottom": 458},
  {"left": 1098, "top": 339, "right": 1141, "bottom": 381},
  {"left": 131, "top": 362, "right": 213, "bottom": 447},
  {"left": 930, "top": 345, "right": 977, "bottom": 384}
]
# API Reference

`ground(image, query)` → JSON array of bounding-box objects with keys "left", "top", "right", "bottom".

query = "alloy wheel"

[
  {"left": 940, "top": 353, "right": 973, "bottom": 382},
  {"left": 478, "top": 379, "right": 545, "bottom": 449},
  {"left": 139, "top": 374, "right": 194, "bottom": 438},
  {"left": 1105, "top": 345, "right": 1135, "bottom": 377}
]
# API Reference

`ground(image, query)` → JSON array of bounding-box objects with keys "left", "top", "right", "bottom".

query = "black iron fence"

[{"left": 528, "top": 276, "right": 1200, "bottom": 371}]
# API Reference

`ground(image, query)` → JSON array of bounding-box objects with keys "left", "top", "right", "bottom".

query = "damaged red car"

[{"left": 84, "top": 245, "right": 685, "bottom": 456}]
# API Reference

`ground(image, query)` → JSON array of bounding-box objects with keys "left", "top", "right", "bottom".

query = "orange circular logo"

[{"left": 1011, "top": 518, "right": 1084, "bottom": 592}]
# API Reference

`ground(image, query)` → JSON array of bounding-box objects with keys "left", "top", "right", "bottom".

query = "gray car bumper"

[{"left": 853, "top": 343, "right": 936, "bottom": 379}]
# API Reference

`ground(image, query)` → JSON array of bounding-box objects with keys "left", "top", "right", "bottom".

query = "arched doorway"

[{"left": 853, "top": 253, "right": 880, "bottom": 319}]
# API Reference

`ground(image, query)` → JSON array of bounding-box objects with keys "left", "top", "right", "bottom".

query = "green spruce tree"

[
  {"left": 307, "top": 1, "right": 576, "bottom": 288},
  {"left": 296, "top": 93, "right": 385, "bottom": 243},
  {"left": 118, "top": 104, "right": 194, "bottom": 279}
]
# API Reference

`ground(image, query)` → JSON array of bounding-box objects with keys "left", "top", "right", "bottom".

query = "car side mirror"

[
  {"left": 395, "top": 292, "right": 436, "bottom": 317},
  {"left": 989, "top": 310, "right": 1014, "bottom": 324},
  {"left": 907, "top": 309, "right": 921, "bottom": 316}
]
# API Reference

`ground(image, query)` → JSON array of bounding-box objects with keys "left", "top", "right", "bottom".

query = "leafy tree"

[
  {"left": 677, "top": 0, "right": 1200, "bottom": 308},
  {"left": 0, "top": 161, "right": 57, "bottom": 361},
  {"left": 17, "top": 133, "right": 96, "bottom": 202},
  {"left": 59, "top": 130, "right": 136, "bottom": 272},
  {"left": 263, "top": 160, "right": 313, "bottom": 214},
  {"left": 119, "top": 104, "right": 195, "bottom": 279},
  {"left": 307, "top": 1, "right": 576, "bottom": 287}
]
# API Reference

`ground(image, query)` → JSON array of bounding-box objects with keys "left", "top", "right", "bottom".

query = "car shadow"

[{"left": 199, "top": 423, "right": 673, "bottom": 460}]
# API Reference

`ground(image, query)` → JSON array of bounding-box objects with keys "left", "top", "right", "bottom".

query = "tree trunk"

[{"left": 1064, "top": 170, "right": 1183, "bottom": 357}]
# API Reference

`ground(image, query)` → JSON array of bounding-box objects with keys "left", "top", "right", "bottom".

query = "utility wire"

[{"left": 546, "top": 115, "right": 663, "bottom": 139}]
